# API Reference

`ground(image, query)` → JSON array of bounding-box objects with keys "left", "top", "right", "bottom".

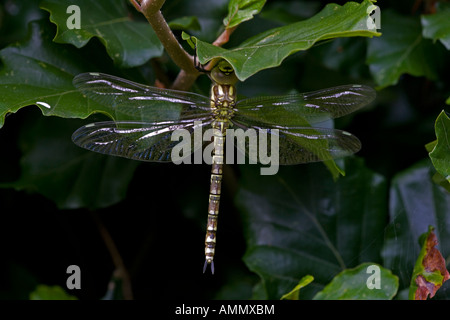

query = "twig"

[
  {"left": 133, "top": 0, "right": 200, "bottom": 91},
  {"left": 91, "top": 212, "right": 134, "bottom": 300},
  {"left": 212, "top": 26, "right": 237, "bottom": 47}
]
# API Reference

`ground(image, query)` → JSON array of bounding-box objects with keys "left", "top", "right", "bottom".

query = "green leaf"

[
  {"left": 382, "top": 160, "right": 450, "bottom": 297},
  {"left": 367, "top": 10, "right": 440, "bottom": 89},
  {"left": 0, "top": 19, "right": 124, "bottom": 129},
  {"left": 224, "top": 0, "right": 267, "bottom": 29},
  {"left": 29, "top": 285, "right": 77, "bottom": 300},
  {"left": 409, "top": 226, "right": 450, "bottom": 300},
  {"left": 280, "top": 275, "right": 314, "bottom": 300},
  {"left": 195, "top": 0, "right": 380, "bottom": 81},
  {"left": 0, "top": 115, "right": 139, "bottom": 209},
  {"left": 40, "top": 0, "right": 163, "bottom": 68},
  {"left": 237, "top": 157, "right": 387, "bottom": 299},
  {"left": 313, "top": 263, "right": 398, "bottom": 300},
  {"left": 429, "top": 111, "right": 450, "bottom": 183},
  {"left": 421, "top": 3, "right": 450, "bottom": 50}
]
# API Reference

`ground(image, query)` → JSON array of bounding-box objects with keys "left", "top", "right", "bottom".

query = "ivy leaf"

[
  {"left": 409, "top": 226, "right": 450, "bottom": 300},
  {"left": 382, "top": 160, "right": 450, "bottom": 297},
  {"left": 223, "top": 0, "right": 267, "bottom": 29},
  {"left": 428, "top": 111, "right": 450, "bottom": 183},
  {"left": 195, "top": 0, "right": 380, "bottom": 81},
  {"left": 367, "top": 10, "right": 440, "bottom": 89},
  {"left": 0, "top": 19, "right": 126, "bottom": 129},
  {"left": 280, "top": 275, "right": 314, "bottom": 300},
  {"left": 40, "top": 0, "right": 163, "bottom": 68},
  {"left": 313, "top": 263, "right": 398, "bottom": 300},
  {"left": 421, "top": 3, "right": 450, "bottom": 50},
  {"left": 237, "top": 157, "right": 387, "bottom": 299}
]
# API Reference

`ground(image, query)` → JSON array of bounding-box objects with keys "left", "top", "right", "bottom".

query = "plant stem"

[
  {"left": 134, "top": 0, "right": 199, "bottom": 91},
  {"left": 91, "top": 212, "right": 134, "bottom": 300}
]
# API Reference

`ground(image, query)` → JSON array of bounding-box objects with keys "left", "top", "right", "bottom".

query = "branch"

[
  {"left": 133, "top": 0, "right": 199, "bottom": 91},
  {"left": 91, "top": 212, "right": 134, "bottom": 300}
]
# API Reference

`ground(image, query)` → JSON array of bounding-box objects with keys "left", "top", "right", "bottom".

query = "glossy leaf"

[
  {"left": 421, "top": 3, "right": 450, "bottom": 50},
  {"left": 0, "top": 20, "right": 126, "bottom": 129},
  {"left": 237, "top": 157, "right": 387, "bottom": 299},
  {"left": 195, "top": 0, "right": 380, "bottom": 81},
  {"left": 367, "top": 10, "right": 440, "bottom": 89},
  {"left": 40, "top": 0, "right": 163, "bottom": 68},
  {"left": 0, "top": 116, "right": 139, "bottom": 209},
  {"left": 223, "top": 0, "right": 267, "bottom": 29},
  {"left": 428, "top": 111, "right": 450, "bottom": 182},
  {"left": 382, "top": 160, "right": 450, "bottom": 298},
  {"left": 313, "top": 263, "right": 398, "bottom": 300},
  {"left": 409, "top": 226, "right": 450, "bottom": 300}
]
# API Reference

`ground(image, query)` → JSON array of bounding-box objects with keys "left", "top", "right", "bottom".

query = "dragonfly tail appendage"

[{"left": 203, "top": 260, "right": 215, "bottom": 275}]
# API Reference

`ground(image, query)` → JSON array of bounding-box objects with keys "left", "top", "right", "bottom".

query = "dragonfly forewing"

[{"left": 73, "top": 73, "right": 212, "bottom": 122}]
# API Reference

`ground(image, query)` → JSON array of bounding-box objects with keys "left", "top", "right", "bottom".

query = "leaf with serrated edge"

[
  {"left": 0, "top": 20, "right": 120, "bottom": 129},
  {"left": 40, "top": 0, "right": 163, "bottom": 68},
  {"left": 196, "top": 0, "right": 380, "bottom": 81}
]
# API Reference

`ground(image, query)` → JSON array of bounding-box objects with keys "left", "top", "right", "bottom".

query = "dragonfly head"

[{"left": 210, "top": 60, "right": 238, "bottom": 86}]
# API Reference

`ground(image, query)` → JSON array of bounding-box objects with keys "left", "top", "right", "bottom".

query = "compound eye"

[{"left": 210, "top": 60, "right": 238, "bottom": 85}]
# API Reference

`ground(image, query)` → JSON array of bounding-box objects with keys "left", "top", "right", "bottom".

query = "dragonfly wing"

[
  {"left": 231, "top": 125, "right": 361, "bottom": 165},
  {"left": 234, "top": 84, "right": 376, "bottom": 127},
  {"left": 72, "top": 120, "right": 212, "bottom": 162},
  {"left": 73, "top": 73, "right": 212, "bottom": 122}
]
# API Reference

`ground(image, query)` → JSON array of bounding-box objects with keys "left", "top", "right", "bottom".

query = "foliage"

[{"left": 0, "top": 0, "right": 449, "bottom": 300}]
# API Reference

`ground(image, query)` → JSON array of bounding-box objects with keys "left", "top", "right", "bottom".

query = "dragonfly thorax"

[{"left": 210, "top": 84, "right": 236, "bottom": 123}]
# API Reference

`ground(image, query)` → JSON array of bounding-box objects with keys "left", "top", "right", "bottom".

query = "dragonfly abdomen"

[{"left": 203, "top": 83, "right": 237, "bottom": 274}]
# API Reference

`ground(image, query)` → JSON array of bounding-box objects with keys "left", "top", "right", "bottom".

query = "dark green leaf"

[
  {"left": 0, "top": 0, "right": 46, "bottom": 47},
  {"left": 0, "top": 20, "right": 122, "bottom": 129},
  {"left": 0, "top": 115, "right": 138, "bottom": 209},
  {"left": 421, "top": 3, "right": 450, "bottom": 50},
  {"left": 237, "top": 157, "right": 387, "bottom": 299},
  {"left": 367, "top": 10, "right": 440, "bottom": 89},
  {"left": 40, "top": 0, "right": 163, "bottom": 68},
  {"left": 429, "top": 111, "right": 450, "bottom": 183},
  {"left": 223, "top": 0, "right": 266, "bottom": 29},
  {"left": 382, "top": 160, "right": 450, "bottom": 297},
  {"left": 195, "top": 0, "right": 380, "bottom": 81},
  {"left": 313, "top": 263, "right": 398, "bottom": 300}
]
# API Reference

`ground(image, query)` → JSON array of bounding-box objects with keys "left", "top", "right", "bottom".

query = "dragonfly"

[{"left": 72, "top": 60, "right": 376, "bottom": 274}]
